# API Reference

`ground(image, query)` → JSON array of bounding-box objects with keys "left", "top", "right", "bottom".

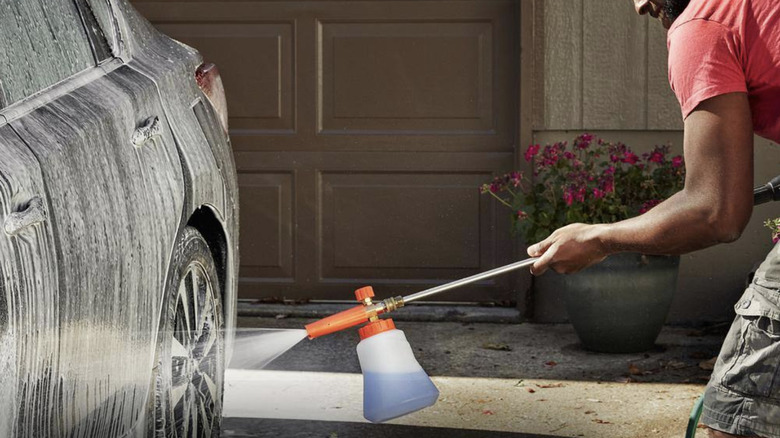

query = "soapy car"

[{"left": 0, "top": 0, "right": 238, "bottom": 436}]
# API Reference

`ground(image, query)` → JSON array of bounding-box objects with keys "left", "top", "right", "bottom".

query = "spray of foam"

[{"left": 228, "top": 328, "right": 308, "bottom": 370}]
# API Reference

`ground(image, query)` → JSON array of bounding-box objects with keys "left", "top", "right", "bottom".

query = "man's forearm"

[{"left": 595, "top": 188, "right": 747, "bottom": 257}]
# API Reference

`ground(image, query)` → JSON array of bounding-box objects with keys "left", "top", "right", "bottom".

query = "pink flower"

[
  {"left": 575, "top": 133, "right": 594, "bottom": 150},
  {"left": 601, "top": 176, "right": 615, "bottom": 193},
  {"left": 509, "top": 171, "right": 523, "bottom": 187},
  {"left": 563, "top": 188, "right": 574, "bottom": 206},
  {"left": 576, "top": 187, "right": 586, "bottom": 203},
  {"left": 672, "top": 156, "right": 684, "bottom": 168},
  {"left": 622, "top": 152, "right": 639, "bottom": 165},
  {"left": 604, "top": 166, "right": 615, "bottom": 175},
  {"left": 539, "top": 143, "right": 564, "bottom": 167},
  {"left": 525, "top": 144, "right": 540, "bottom": 162},
  {"left": 648, "top": 151, "right": 664, "bottom": 164},
  {"left": 516, "top": 210, "right": 528, "bottom": 220},
  {"left": 564, "top": 151, "right": 576, "bottom": 160},
  {"left": 593, "top": 188, "right": 605, "bottom": 199}
]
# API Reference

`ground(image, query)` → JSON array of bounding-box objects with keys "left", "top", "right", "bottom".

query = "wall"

[{"left": 530, "top": 0, "right": 780, "bottom": 323}]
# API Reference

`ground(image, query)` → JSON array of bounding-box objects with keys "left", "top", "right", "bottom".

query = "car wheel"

[{"left": 152, "top": 226, "right": 224, "bottom": 437}]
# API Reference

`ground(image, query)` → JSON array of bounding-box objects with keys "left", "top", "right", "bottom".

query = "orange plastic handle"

[{"left": 305, "top": 305, "right": 372, "bottom": 339}]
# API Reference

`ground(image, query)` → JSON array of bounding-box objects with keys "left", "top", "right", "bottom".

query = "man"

[{"left": 528, "top": 0, "right": 780, "bottom": 436}]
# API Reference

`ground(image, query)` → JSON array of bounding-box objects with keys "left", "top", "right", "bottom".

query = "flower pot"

[{"left": 534, "top": 253, "right": 680, "bottom": 353}]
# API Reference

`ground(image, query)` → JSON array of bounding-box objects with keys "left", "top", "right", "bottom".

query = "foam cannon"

[
  {"left": 304, "top": 257, "right": 539, "bottom": 340},
  {"left": 303, "top": 257, "right": 538, "bottom": 423}
]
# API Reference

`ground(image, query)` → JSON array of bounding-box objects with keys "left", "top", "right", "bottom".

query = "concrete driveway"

[{"left": 222, "top": 315, "right": 726, "bottom": 438}]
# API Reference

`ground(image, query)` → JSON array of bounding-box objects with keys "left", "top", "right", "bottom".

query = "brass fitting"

[{"left": 382, "top": 296, "right": 405, "bottom": 313}]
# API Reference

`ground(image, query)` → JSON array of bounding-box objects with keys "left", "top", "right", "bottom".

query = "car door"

[
  {"left": 0, "top": 122, "right": 61, "bottom": 438},
  {"left": 1, "top": 0, "right": 185, "bottom": 435}
]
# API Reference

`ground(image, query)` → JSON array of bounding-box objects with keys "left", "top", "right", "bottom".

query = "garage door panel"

[
  {"left": 239, "top": 172, "right": 295, "bottom": 279},
  {"left": 320, "top": 172, "right": 495, "bottom": 278},
  {"left": 157, "top": 22, "right": 296, "bottom": 134},
  {"left": 320, "top": 21, "right": 493, "bottom": 134}
]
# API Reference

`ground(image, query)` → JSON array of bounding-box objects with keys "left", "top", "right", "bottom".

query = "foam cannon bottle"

[
  {"left": 305, "top": 286, "right": 439, "bottom": 423},
  {"left": 303, "top": 258, "right": 539, "bottom": 422}
]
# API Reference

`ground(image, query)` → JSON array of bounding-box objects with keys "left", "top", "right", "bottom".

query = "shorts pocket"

[{"left": 720, "top": 287, "right": 780, "bottom": 400}]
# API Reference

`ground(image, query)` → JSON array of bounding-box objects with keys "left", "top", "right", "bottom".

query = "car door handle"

[
  {"left": 132, "top": 116, "right": 162, "bottom": 147},
  {"left": 4, "top": 196, "right": 46, "bottom": 236}
]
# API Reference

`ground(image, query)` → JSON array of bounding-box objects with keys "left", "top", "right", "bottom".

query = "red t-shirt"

[{"left": 667, "top": 0, "right": 780, "bottom": 143}]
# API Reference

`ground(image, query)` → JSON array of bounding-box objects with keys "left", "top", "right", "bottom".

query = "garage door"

[{"left": 132, "top": 0, "right": 520, "bottom": 303}]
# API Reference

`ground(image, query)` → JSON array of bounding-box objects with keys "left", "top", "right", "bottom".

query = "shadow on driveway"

[{"left": 223, "top": 418, "right": 563, "bottom": 438}]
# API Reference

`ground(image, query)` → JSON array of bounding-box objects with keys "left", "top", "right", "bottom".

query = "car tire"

[{"left": 151, "top": 226, "right": 224, "bottom": 437}]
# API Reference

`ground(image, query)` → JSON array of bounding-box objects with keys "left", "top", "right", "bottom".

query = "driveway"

[{"left": 222, "top": 316, "right": 725, "bottom": 437}]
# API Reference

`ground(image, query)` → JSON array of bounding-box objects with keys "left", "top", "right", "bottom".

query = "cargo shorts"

[{"left": 702, "top": 277, "right": 780, "bottom": 436}]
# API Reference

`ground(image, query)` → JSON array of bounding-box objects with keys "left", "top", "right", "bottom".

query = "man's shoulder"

[{"left": 668, "top": 0, "right": 743, "bottom": 38}]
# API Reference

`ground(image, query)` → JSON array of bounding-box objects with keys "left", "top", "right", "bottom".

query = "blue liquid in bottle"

[{"left": 362, "top": 369, "right": 440, "bottom": 423}]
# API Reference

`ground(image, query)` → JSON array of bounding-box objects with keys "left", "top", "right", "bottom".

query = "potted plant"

[{"left": 481, "top": 134, "right": 686, "bottom": 353}]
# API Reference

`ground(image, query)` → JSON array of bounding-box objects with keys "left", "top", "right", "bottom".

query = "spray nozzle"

[{"left": 305, "top": 286, "right": 404, "bottom": 339}]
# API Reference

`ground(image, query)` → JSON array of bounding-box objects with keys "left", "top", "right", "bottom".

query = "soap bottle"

[{"left": 356, "top": 318, "right": 439, "bottom": 423}]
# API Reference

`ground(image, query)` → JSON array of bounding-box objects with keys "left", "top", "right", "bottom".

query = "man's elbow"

[
  {"left": 713, "top": 223, "right": 744, "bottom": 243},
  {"left": 707, "top": 208, "right": 751, "bottom": 244}
]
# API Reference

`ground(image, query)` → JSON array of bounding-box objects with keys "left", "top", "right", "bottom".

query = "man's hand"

[{"left": 527, "top": 223, "right": 609, "bottom": 275}]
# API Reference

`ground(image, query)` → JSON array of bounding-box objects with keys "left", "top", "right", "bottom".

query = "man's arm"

[{"left": 528, "top": 92, "right": 754, "bottom": 275}]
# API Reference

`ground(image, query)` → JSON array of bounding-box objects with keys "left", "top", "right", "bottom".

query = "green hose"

[{"left": 686, "top": 394, "right": 705, "bottom": 438}]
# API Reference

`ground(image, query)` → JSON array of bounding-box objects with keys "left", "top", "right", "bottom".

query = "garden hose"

[{"left": 685, "top": 394, "right": 705, "bottom": 438}]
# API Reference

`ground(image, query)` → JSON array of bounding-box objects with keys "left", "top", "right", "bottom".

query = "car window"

[{"left": 0, "top": 0, "right": 95, "bottom": 108}]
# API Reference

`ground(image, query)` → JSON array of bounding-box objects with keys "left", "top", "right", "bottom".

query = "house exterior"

[{"left": 132, "top": 0, "right": 780, "bottom": 323}]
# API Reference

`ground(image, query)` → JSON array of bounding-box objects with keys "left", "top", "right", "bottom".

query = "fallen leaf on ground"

[
  {"left": 665, "top": 360, "right": 687, "bottom": 369},
  {"left": 483, "top": 343, "right": 512, "bottom": 351},
  {"left": 275, "top": 314, "right": 288, "bottom": 319},
  {"left": 614, "top": 376, "right": 634, "bottom": 383},
  {"left": 536, "top": 383, "right": 565, "bottom": 388},
  {"left": 628, "top": 364, "right": 643, "bottom": 375},
  {"left": 482, "top": 410, "right": 494, "bottom": 415},
  {"left": 593, "top": 419, "right": 612, "bottom": 424},
  {"left": 584, "top": 410, "right": 596, "bottom": 415},
  {"left": 699, "top": 357, "right": 717, "bottom": 371},
  {"left": 549, "top": 423, "right": 567, "bottom": 433},
  {"left": 544, "top": 361, "right": 558, "bottom": 367},
  {"left": 526, "top": 388, "right": 536, "bottom": 393},
  {"left": 586, "top": 398, "right": 601, "bottom": 403},
  {"left": 514, "top": 380, "right": 525, "bottom": 387}
]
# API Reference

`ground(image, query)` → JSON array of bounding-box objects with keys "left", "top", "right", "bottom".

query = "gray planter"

[{"left": 535, "top": 253, "right": 680, "bottom": 353}]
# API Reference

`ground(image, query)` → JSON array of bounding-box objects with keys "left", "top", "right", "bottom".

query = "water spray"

[{"left": 304, "top": 257, "right": 539, "bottom": 423}]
